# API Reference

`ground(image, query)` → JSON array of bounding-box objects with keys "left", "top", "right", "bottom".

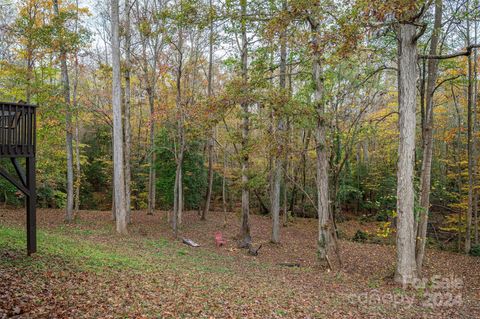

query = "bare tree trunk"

[
  {"left": 222, "top": 151, "right": 228, "bottom": 227},
  {"left": 140, "top": 7, "right": 160, "bottom": 217},
  {"left": 147, "top": 89, "right": 156, "bottom": 215},
  {"left": 466, "top": 1, "right": 474, "bottom": 253},
  {"left": 300, "top": 129, "right": 310, "bottom": 217},
  {"left": 111, "top": 134, "right": 116, "bottom": 221},
  {"left": 416, "top": 0, "right": 442, "bottom": 275},
  {"left": 73, "top": 55, "right": 81, "bottom": 214},
  {"left": 310, "top": 20, "right": 332, "bottom": 263},
  {"left": 271, "top": 0, "right": 287, "bottom": 243},
  {"left": 395, "top": 23, "right": 418, "bottom": 284},
  {"left": 238, "top": 0, "right": 251, "bottom": 248},
  {"left": 53, "top": 0, "right": 74, "bottom": 223},
  {"left": 203, "top": 135, "right": 214, "bottom": 220},
  {"left": 173, "top": 142, "right": 184, "bottom": 232},
  {"left": 452, "top": 84, "right": 463, "bottom": 251},
  {"left": 474, "top": 20, "right": 479, "bottom": 246},
  {"left": 73, "top": 0, "right": 81, "bottom": 214},
  {"left": 173, "top": 161, "right": 179, "bottom": 237},
  {"left": 178, "top": 153, "right": 183, "bottom": 225},
  {"left": 202, "top": 0, "right": 215, "bottom": 220},
  {"left": 26, "top": 50, "right": 32, "bottom": 103},
  {"left": 271, "top": 156, "right": 281, "bottom": 243},
  {"left": 173, "top": 27, "right": 185, "bottom": 233},
  {"left": 124, "top": 0, "right": 132, "bottom": 223},
  {"left": 111, "top": 0, "right": 127, "bottom": 234}
]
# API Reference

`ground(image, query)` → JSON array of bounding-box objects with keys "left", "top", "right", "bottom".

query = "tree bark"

[
  {"left": 124, "top": 0, "right": 132, "bottom": 223},
  {"left": 452, "top": 84, "right": 463, "bottom": 251},
  {"left": 474, "top": 19, "right": 479, "bottom": 246},
  {"left": 111, "top": 0, "right": 127, "bottom": 234},
  {"left": 173, "top": 26, "right": 185, "bottom": 234},
  {"left": 310, "top": 20, "right": 332, "bottom": 263},
  {"left": 466, "top": 0, "right": 474, "bottom": 253},
  {"left": 147, "top": 88, "right": 156, "bottom": 215},
  {"left": 53, "top": 0, "right": 74, "bottom": 223},
  {"left": 222, "top": 151, "right": 228, "bottom": 227},
  {"left": 271, "top": 1, "right": 287, "bottom": 243},
  {"left": 300, "top": 129, "right": 310, "bottom": 217},
  {"left": 395, "top": 23, "right": 418, "bottom": 284},
  {"left": 73, "top": 0, "right": 81, "bottom": 214},
  {"left": 416, "top": 0, "right": 442, "bottom": 275},
  {"left": 239, "top": 0, "right": 251, "bottom": 248},
  {"left": 202, "top": 0, "right": 215, "bottom": 220}
]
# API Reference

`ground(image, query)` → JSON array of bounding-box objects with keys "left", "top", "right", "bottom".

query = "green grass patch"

[
  {"left": 0, "top": 224, "right": 152, "bottom": 272},
  {"left": 0, "top": 224, "right": 238, "bottom": 276}
]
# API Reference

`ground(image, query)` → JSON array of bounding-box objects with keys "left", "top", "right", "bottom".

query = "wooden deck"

[
  {"left": 0, "top": 101, "right": 37, "bottom": 254},
  {"left": 0, "top": 102, "right": 36, "bottom": 158}
]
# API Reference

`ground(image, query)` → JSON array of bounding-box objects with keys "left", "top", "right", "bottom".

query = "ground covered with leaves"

[{"left": 1, "top": 208, "right": 479, "bottom": 318}]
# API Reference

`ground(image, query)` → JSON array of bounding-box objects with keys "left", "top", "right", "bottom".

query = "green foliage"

[
  {"left": 337, "top": 184, "right": 363, "bottom": 203},
  {"left": 469, "top": 244, "right": 480, "bottom": 257},
  {"left": 80, "top": 126, "right": 113, "bottom": 210},
  {"left": 155, "top": 129, "right": 207, "bottom": 210},
  {"left": 374, "top": 210, "right": 390, "bottom": 222},
  {"left": 38, "top": 185, "right": 66, "bottom": 209},
  {"left": 360, "top": 173, "right": 397, "bottom": 214},
  {"left": 352, "top": 230, "right": 369, "bottom": 242},
  {"left": 0, "top": 179, "right": 22, "bottom": 207},
  {"left": 374, "top": 209, "right": 396, "bottom": 222},
  {"left": 430, "top": 179, "right": 457, "bottom": 204}
]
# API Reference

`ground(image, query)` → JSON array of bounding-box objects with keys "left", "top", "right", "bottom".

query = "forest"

[{"left": 1, "top": 0, "right": 480, "bottom": 318}]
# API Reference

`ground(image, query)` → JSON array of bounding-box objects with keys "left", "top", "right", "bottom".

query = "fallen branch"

[
  {"left": 182, "top": 238, "right": 200, "bottom": 247},
  {"left": 278, "top": 262, "right": 301, "bottom": 267}
]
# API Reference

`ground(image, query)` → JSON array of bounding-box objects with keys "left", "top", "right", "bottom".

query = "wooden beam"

[
  {"left": 0, "top": 167, "right": 29, "bottom": 196},
  {"left": 11, "top": 158, "right": 26, "bottom": 188}
]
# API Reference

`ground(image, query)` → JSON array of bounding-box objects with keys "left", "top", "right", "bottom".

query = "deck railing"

[{"left": 0, "top": 102, "right": 36, "bottom": 157}]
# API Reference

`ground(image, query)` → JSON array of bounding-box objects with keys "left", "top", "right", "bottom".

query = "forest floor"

[{"left": 0, "top": 208, "right": 479, "bottom": 318}]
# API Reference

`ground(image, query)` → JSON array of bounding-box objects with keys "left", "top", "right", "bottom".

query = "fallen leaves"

[{"left": 0, "top": 208, "right": 479, "bottom": 318}]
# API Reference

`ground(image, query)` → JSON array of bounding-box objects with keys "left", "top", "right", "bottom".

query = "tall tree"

[
  {"left": 201, "top": 0, "right": 216, "bottom": 221},
  {"left": 238, "top": 0, "right": 252, "bottom": 248},
  {"left": 137, "top": 0, "right": 163, "bottom": 216},
  {"left": 173, "top": 24, "right": 185, "bottom": 236},
  {"left": 111, "top": 0, "right": 128, "bottom": 234},
  {"left": 73, "top": 0, "right": 82, "bottom": 214},
  {"left": 271, "top": 0, "right": 288, "bottom": 244},
  {"left": 124, "top": 0, "right": 133, "bottom": 223},
  {"left": 53, "top": 0, "right": 75, "bottom": 223},
  {"left": 309, "top": 16, "right": 332, "bottom": 263},
  {"left": 465, "top": 0, "right": 474, "bottom": 253},
  {"left": 395, "top": 20, "right": 419, "bottom": 284},
  {"left": 474, "top": 16, "right": 479, "bottom": 246},
  {"left": 416, "top": 0, "right": 443, "bottom": 274}
]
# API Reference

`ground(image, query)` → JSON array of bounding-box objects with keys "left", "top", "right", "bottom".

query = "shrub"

[
  {"left": 374, "top": 210, "right": 397, "bottom": 222},
  {"left": 470, "top": 244, "right": 480, "bottom": 257},
  {"left": 0, "top": 178, "right": 22, "bottom": 207},
  {"left": 352, "top": 230, "right": 369, "bottom": 243},
  {"left": 375, "top": 210, "right": 389, "bottom": 222}
]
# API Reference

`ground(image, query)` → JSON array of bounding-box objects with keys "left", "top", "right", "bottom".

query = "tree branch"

[
  {"left": 420, "top": 44, "right": 480, "bottom": 60},
  {"left": 432, "top": 74, "right": 464, "bottom": 95}
]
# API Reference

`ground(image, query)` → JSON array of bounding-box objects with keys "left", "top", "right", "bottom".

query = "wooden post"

[{"left": 26, "top": 155, "right": 36, "bottom": 255}]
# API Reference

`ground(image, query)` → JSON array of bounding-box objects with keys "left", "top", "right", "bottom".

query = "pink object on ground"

[{"left": 215, "top": 231, "right": 226, "bottom": 247}]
